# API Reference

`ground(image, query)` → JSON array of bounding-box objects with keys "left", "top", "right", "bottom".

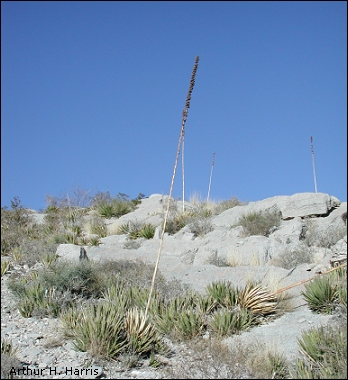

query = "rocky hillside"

[{"left": 2, "top": 192, "right": 347, "bottom": 379}]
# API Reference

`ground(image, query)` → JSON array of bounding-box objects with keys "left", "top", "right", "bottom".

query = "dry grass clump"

[
  {"left": 236, "top": 209, "right": 282, "bottom": 237},
  {"left": 162, "top": 338, "right": 290, "bottom": 379},
  {"left": 276, "top": 244, "right": 313, "bottom": 269},
  {"left": 188, "top": 193, "right": 245, "bottom": 216}
]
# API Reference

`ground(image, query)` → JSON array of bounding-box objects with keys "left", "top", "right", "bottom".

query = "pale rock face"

[
  {"left": 54, "top": 192, "right": 346, "bottom": 289},
  {"left": 211, "top": 192, "right": 341, "bottom": 228}
]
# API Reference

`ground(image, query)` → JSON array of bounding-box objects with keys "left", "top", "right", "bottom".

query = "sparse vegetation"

[
  {"left": 302, "top": 218, "right": 347, "bottom": 248},
  {"left": 236, "top": 209, "right": 282, "bottom": 237},
  {"left": 117, "top": 221, "right": 156, "bottom": 240},
  {"left": 277, "top": 244, "right": 313, "bottom": 269},
  {"left": 1, "top": 189, "right": 346, "bottom": 377}
]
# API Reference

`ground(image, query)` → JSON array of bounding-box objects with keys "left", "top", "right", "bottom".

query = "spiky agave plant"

[{"left": 238, "top": 283, "right": 278, "bottom": 316}]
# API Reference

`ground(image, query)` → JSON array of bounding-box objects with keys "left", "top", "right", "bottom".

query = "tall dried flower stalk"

[
  {"left": 145, "top": 56, "right": 199, "bottom": 317},
  {"left": 310, "top": 136, "right": 318, "bottom": 193},
  {"left": 182, "top": 134, "right": 185, "bottom": 212},
  {"left": 207, "top": 151, "right": 215, "bottom": 202}
]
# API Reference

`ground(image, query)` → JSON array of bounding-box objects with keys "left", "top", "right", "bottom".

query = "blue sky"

[{"left": 2, "top": 1, "right": 347, "bottom": 210}]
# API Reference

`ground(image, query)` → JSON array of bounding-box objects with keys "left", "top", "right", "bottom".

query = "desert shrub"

[
  {"left": 43, "top": 206, "right": 86, "bottom": 246},
  {"left": 293, "top": 324, "right": 347, "bottom": 379},
  {"left": 206, "top": 250, "right": 229, "bottom": 267},
  {"left": 213, "top": 196, "right": 245, "bottom": 215},
  {"left": 46, "top": 187, "right": 93, "bottom": 209},
  {"left": 38, "top": 261, "right": 105, "bottom": 298},
  {"left": 277, "top": 244, "right": 313, "bottom": 269},
  {"left": 8, "top": 260, "right": 109, "bottom": 317},
  {"left": 237, "top": 209, "right": 282, "bottom": 237},
  {"left": 165, "top": 203, "right": 213, "bottom": 237},
  {"left": 97, "top": 260, "right": 186, "bottom": 299},
  {"left": 302, "top": 218, "right": 347, "bottom": 248},
  {"left": 1, "top": 197, "right": 39, "bottom": 256},
  {"left": 189, "top": 218, "right": 213, "bottom": 237}
]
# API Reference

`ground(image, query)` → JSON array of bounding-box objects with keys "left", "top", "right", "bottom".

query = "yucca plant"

[
  {"left": 206, "top": 281, "right": 239, "bottom": 308},
  {"left": 1, "top": 261, "right": 11, "bottom": 276},
  {"left": 117, "top": 222, "right": 131, "bottom": 235},
  {"left": 173, "top": 307, "right": 205, "bottom": 339},
  {"left": 19, "top": 298, "right": 35, "bottom": 318},
  {"left": 87, "top": 236, "right": 101, "bottom": 246},
  {"left": 153, "top": 292, "right": 198, "bottom": 336},
  {"left": 295, "top": 324, "right": 347, "bottom": 379},
  {"left": 194, "top": 294, "right": 217, "bottom": 314},
  {"left": 238, "top": 283, "right": 278, "bottom": 316},
  {"left": 125, "top": 308, "right": 164, "bottom": 355},
  {"left": 153, "top": 303, "right": 178, "bottom": 335},
  {"left": 209, "top": 307, "right": 254, "bottom": 336},
  {"left": 40, "top": 253, "right": 58, "bottom": 267},
  {"left": 59, "top": 305, "right": 85, "bottom": 338},
  {"left": 266, "top": 352, "right": 289, "bottom": 379},
  {"left": 139, "top": 223, "right": 156, "bottom": 239},
  {"left": 66, "top": 302, "right": 128, "bottom": 359},
  {"left": 302, "top": 275, "right": 339, "bottom": 314},
  {"left": 98, "top": 203, "right": 115, "bottom": 218},
  {"left": 89, "top": 218, "right": 108, "bottom": 238}
]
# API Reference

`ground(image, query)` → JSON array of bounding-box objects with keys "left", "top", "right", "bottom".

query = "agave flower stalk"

[
  {"left": 182, "top": 134, "right": 185, "bottom": 212},
  {"left": 207, "top": 151, "right": 215, "bottom": 202},
  {"left": 310, "top": 136, "right": 318, "bottom": 193},
  {"left": 145, "top": 56, "right": 199, "bottom": 318}
]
